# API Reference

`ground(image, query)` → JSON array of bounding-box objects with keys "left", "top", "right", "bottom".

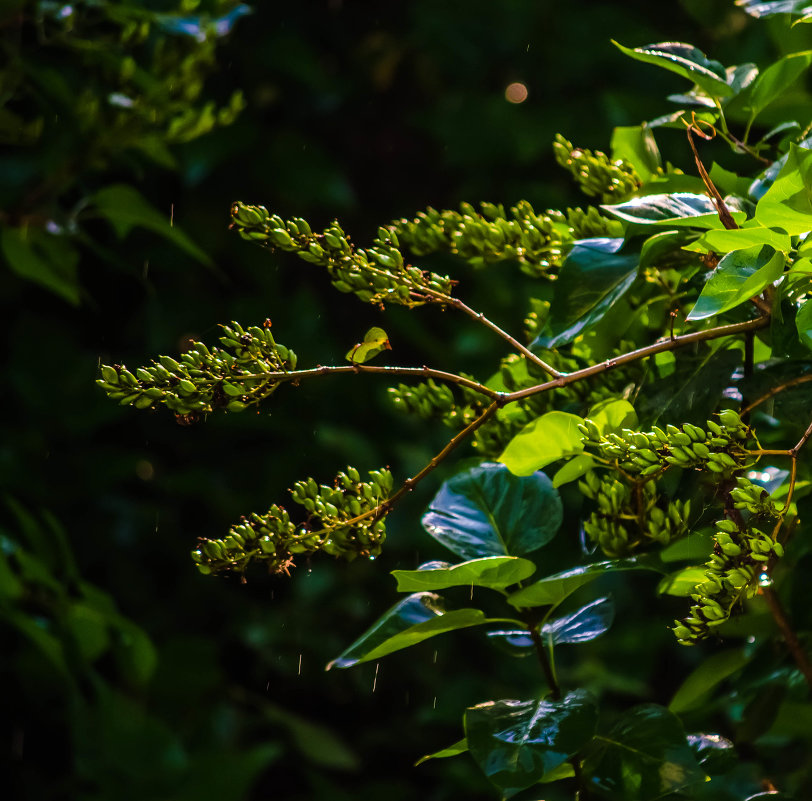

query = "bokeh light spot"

[{"left": 505, "top": 82, "right": 528, "bottom": 104}]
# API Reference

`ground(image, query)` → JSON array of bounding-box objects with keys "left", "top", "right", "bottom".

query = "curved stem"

[
  {"left": 762, "top": 587, "right": 812, "bottom": 692},
  {"left": 506, "top": 315, "right": 770, "bottom": 404},
  {"left": 206, "top": 363, "right": 502, "bottom": 399},
  {"left": 442, "top": 295, "right": 561, "bottom": 378},
  {"left": 741, "top": 374, "right": 812, "bottom": 415}
]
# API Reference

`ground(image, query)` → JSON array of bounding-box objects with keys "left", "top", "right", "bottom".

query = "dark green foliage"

[{"left": 9, "top": 1, "right": 812, "bottom": 800}]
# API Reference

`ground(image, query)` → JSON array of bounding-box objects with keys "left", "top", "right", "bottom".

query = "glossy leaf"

[
  {"left": 746, "top": 51, "right": 812, "bottom": 121},
  {"left": 695, "top": 225, "right": 791, "bottom": 254},
  {"left": 754, "top": 145, "right": 812, "bottom": 234},
  {"left": 686, "top": 733, "right": 737, "bottom": 775},
  {"left": 796, "top": 298, "right": 812, "bottom": 350},
  {"left": 415, "top": 738, "right": 468, "bottom": 765},
  {"left": 603, "top": 192, "right": 746, "bottom": 228},
  {"left": 657, "top": 566, "right": 706, "bottom": 596},
  {"left": 687, "top": 245, "right": 784, "bottom": 321},
  {"left": 736, "top": 0, "right": 812, "bottom": 17},
  {"left": 639, "top": 346, "right": 742, "bottom": 426},
  {"left": 465, "top": 690, "right": 598, "bottom": 796},
  {"left": 586, "top": 704, "right": 706, "bottom": 800},
  {"left": 541, "top": 596, "right": 615, "bottom": 644},
  {"left": 535, "top": 238, "right": 639, "bottom": 348},
  {"left": 612, "top": 41, "right": 733, "bottom": 98},
  {"left": 485, "top": 629, "right": 534, "bottom": 656},
  {"left": 750, "top": 133, "right": 812, "bottom": 199},
  {"left": 507, "top": 558, "right": 662, "bottom": 609},
  {"left": 345, "top": 326, "right": 391, "bottom": 364},
  {"left": 498, "top": 411, "right": 585, "bottom": 476},
  {"left": 422, "top": 463, "right": 563, "bottom": 559},
  {"left": 94, "top": 184, "right": 212, "bottom": 265},
  {"left": 552, "top": 454, "right": 594, "bottom": 488},
  {"left": 589, "top": 398, "right": 638, "bottom": 433},
  {"left": 610, "top": 125, "right": 661, "bottom": 180},
  {"left": 1, "top": 226, "right": 80, "bottom": 305},
  {"left": 669, "top": 649, "right": 750, "bottom": 714},
  {"left": 391, "top": 556, "right": 536, "bottom": 592},
  {"left": 326, "top": 593, "right": 487, "bottom": 669}
]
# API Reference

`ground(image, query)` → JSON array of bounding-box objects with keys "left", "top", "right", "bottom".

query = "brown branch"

[
  {"left": 761, "top": 587, "right": 812, "bottom": 692},
  {"left": 506, "top": 314, "right": 770, "bottom": 404},
  {"left": 742, "top": 374, "right": 812, "bottom": 416},
  {"left": 442, "top": 296, "right": 562, "bottom": 378},
  {"left": 683, "top": 116, "right": 739, "bottom": 231}
]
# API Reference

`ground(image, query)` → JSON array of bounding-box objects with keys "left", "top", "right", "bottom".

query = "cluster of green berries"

[
  {"left": 97, "top": 321, "right": 297, "bottom": 419},
  {"left": 673, "top": 496, "right": 784, "bottom": 645},
  {"left": 578, "top": 473, "right": 691, "bottom": 557},
  {"left": 391, "top": 200, "right": 572, "bottom": 277},
  {"left": 191, "top": 466, "right": 394, "bottom": 577},
  {"left": 230, "top": 203, "right": 454, "bottom": 307},
  {"left": 553, "top": 134, "right": 642, "bottom": 201},
  {"left": 578, "top": 409, "right": 749, "bottom": 478},
  {"left": 390, "top": 200, "right": 622, "bottom": 279}
]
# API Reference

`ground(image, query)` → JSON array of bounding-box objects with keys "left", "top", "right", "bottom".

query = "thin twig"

[
  {"left": 761, "top": 587, "right": 812, "bottom": 692},
  {"left": 443, "top": 295, "right": 562, "bottom": 378},
  {"left": 742, "top": 374, "right": 812, "bottom": 416},
  {"left": 506, "top": 314, "right": 770, "bottom": 403}
]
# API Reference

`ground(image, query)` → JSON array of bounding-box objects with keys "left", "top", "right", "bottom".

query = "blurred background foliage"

[{"left": 2, "top": 0, "right": 810, "bottom": 798}]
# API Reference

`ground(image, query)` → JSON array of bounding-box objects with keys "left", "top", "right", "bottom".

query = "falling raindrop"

[
  {"left": 373, "top": 662, "right": 379, "bottom": 693},
  {"left": 433, "top": 650, "right": 438, "bottom": 664},
  {"left": 433, "top": 696, "right": 437, "bottom": 709},
  {"left": 298, "top": 654, "right": 302, "bottom": 675}
]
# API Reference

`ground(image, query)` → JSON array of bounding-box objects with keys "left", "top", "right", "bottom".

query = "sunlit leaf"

[
  {"left": 422, "top": 463, "right": 563, "bottom": 559},
  {"left": 687, "top": 245, "right": 784, "bottom": 321},
  {"left": 610, "top": 125, "right": 662, "bottom": 180},
  {"left": 499, "top": 411, "right": 585, "bottom": 476},
  {"left": 695, "top": 226, "right": 791, "bottom": 254},
  {"left": 326, "top": 593, "right": 488, "bottom": 669},
  {"left": 687, "top": 733, "right": 737, "bottom": 775},
  {"left": 612, "top": 41, "right": 733, "bottom": 98},
  {"left": 754, "top": 145, "right": 812, "bottom": 234},
  {"left": 746, "top": 51, "right": 812, "bottom": 122},
  {"left": 415, "top": 738, "right": 468, "bottom": 765},
  {"left": 507, "top": 558, "right": 662, "bottom": 609},
  {"left": 657, "top": 566, "right": 707, "bottom": 596},
  {"left": 391, "top": 556, "right": 536, "bottom": 592},
  {"left": 736, "top": 0, "right": 812, "bottom": 18},
  {"left": 345, "top": 327, "right": 391, "bottom": 364},
  {"left": 603, "top": 193, "right": 746, "bottom": 228},
  {"left": 465, "top": 690, "right": 598, "bottom": 796}
]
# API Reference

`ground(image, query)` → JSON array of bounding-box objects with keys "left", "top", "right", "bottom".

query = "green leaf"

[
  {"left": 610, "top": 125, "right": 662, "bottom": 181},
  {"left": 754, "top": 145, "right": 812, "bottom": 235},
  {"left": 391, "top": 556, "right": 536, "bottom": 592},
  {"left": 657, "top": 566, "right": 707, "bottom": 596},
  {"left": 746, "top": 51, "right": 812, "bottom": 122},
  {"left": 638, "top": 347, "right": 742, "bottom": 426},
  {"left": 687, "top": 733, "right": 737, "bottom": 775},
  {"left": 415, "top": 738, "right": 468, "bottom": 765},
  {"left": 66, "top": 602, "right": 110, "bottom": 662},
  {"left": 93, "top": 184, "right": 213, "bottom": 265},
  {"left": 1, "top": 226, "right": 80, "bottom": 305},
  {"left": 612, "top": 41, "right": 733, "bottom": 98},
  {"left": 541, "top": 596, "right": 615, "bottom": 644},
  {"left": 589, "top": 398, "right": 638, "bottom": 433},
  {"left": 326, "top": 592, "right": 487, "bottom": 668},
  {"left": 669, "top": 649, "right": 750, "bottom": 714},
  {"left": 796, "top": 298, "right": 812, "bottom": 350},
  {"left": 345, "top": 326, "right": 391, "bottom": 364},
  {"left": 465, "top": 690, "right": 598, "bottom": 796},
  {"left": 536, "top": 238, "right": 639, "bottom": 348},
  {"left": 498, "top": 411, "right": 585, "bottom": 476},
  {"left": 687, "top": 245, "right": 785, "bottom": 321},
  {"left": 586, "top": 704, "right": 706, "bottom": 800},
  {"left": 736, "top": 0, "right": 812, "bottom": 18},
  {"left": 603, "top": 193, "right": 746, "bottom": 228},
  {"left": 552, "top": 454, "right": 595, "bottom": 488},
  {"left": 507, "top": 558, "right": 662, "bottom": 609},
  {"left": 422, "top": 462, "right": 563, "bottom": 559},
  {"left": 694, "top": 225, "right": 791, "bottom": 254}
]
